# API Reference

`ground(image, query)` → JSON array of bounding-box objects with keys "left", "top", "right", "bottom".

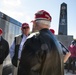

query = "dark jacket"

[
  {"left": 12, "top": 35, "right": 23, "bottom": 67},
  {"left": 0, "top": 37, "right": 9, "bottom": 64},
  {"left": 18, "top": 29, "right": 64, "bottom": 75}
]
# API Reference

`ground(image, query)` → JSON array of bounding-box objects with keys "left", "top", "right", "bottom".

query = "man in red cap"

[
  {"left": 0, "top": 28, "right": 9, "bottom": 75},
  {"left": 49, "top": 29, "right": 55, "bottom": 34},
  {"left": 68, "top": 40, "right": 76, "bottom": 73},
  {"left": 18, "top": 10, "right": 63, "bottom": 75},
  {"left": 9, "top": 23, "right": 30, "bottom": 75}
]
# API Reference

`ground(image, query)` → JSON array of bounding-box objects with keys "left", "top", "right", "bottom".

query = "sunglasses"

[{"left": 22, "top": 26, "right": 29, "bottom": 29}]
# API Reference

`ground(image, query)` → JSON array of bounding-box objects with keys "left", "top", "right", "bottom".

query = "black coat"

[
  {"left": 18, "top": 29, "right": 64, "bottom": 75},
  {"left": 0, "top": 37, "right": 9, "bottom": 64}
]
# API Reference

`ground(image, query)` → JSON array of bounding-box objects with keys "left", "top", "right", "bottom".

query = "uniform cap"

[
  {"left": 50, "top": 29, "right": 55, "bottom": 34},
  {"left": 35, "top": 10, "right": 52, "bottom": 22},
  {"left": 22, "top": 23, "right": 29, "bottom": 28}
]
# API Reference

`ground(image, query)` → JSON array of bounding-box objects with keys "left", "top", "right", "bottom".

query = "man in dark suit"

[
  {"left": 18, "top": 10, "right": 63, "bottom": 75},
  {"left": 0, "top": 28, "right": 9, "bottom": 75}
]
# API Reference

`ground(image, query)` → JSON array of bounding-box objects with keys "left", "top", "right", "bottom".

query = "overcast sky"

[{"left": 0, "top": 0, "right": 76, "bottom": 39}]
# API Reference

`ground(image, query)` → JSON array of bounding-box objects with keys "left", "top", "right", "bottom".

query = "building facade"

[{"left": 0, "top": 11, "right": 22, "bottom": 65}]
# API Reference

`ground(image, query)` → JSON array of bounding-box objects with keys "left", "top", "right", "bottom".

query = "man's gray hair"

[{"left": 36, "top": 20, "right": 51, "bottom": 27}]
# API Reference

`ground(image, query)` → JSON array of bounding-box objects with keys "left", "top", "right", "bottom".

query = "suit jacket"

[
  {"left": 0, "top": 37, "right": 9, "bottom": 64},
  {"left": 18, "top": 29, "right": 64, "bottom": 75}
]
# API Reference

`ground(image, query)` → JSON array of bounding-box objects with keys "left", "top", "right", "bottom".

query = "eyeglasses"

[{"left": 22, "top": 27, "right": 29, "bottom": 29}]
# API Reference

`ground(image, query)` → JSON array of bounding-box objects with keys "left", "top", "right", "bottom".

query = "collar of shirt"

[{"left": 23, "top": 34, "right": 28, "bottom": 38}]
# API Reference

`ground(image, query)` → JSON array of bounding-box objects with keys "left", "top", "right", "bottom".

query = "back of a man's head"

[
  {"left": 71, "top": 40, "right": 76, "bottom": 46},
  {"left": 34, "top": 10, "right": 52, "bottom": 30}
]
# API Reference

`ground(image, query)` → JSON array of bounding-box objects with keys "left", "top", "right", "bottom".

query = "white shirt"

[
  {"left": 10, "top": 34, "right": 28, "bottom": 60},
  {"left": 18, "top": 35, "right": 27, "bottom": 59}
]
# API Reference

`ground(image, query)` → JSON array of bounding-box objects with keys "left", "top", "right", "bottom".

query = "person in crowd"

[
  {"left": 50, "top": 29, "right": 71, "bottom": 63},
  {"left": 68, "top": 40, "right": 76, "bottom": 73},
  {"left": 17, "top": 10, "right": 63, "bottom": 75},
  {"left": 9, "top": 23, "right": 30, "bottom": 75},
  {"left": 0, "top": 28, "right": 9, "bottom": 75}
]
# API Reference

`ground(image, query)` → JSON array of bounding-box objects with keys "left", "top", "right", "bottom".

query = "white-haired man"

[{"left": 18, "top": 10, "right": 63, "bottom": 75}]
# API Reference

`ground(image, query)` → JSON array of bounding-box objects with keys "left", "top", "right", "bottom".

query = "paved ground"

[
  {"left": 64, "top": 70, "right": 76, "bottom": 75},
  {"left": 65, "top": 72, "right": 76, "bottom": 75}
]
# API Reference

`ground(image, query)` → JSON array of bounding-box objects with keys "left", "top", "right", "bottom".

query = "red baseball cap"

[
  {"left": 0, "top": 28, "right": 3, "bottom": 35},
  {"left": 22, "top": 23, "right": 29, "bottom": 28},
  {"left": 34, "top": 10, "right": 52, "bottom": 22},
  {"left": 50, "top": 29, "right": 55, "bottom": 34}
]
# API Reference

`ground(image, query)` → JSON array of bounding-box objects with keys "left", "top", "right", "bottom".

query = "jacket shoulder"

[
  {"left": 24, "top": 32, "right": 40, "bottom": 46},
  {"left": 15, "top": 34, "right": 22, "bottom": 37},
  {"left": 27, "top": 32, "right": 39, "bottom": 40},
  {"left": 1, "top": 38, "right": 9, "bottom": 45}
]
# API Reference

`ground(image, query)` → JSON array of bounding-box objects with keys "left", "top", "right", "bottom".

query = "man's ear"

[
  {"left": 21, "top": 27, "right": 22, "bottom": 31},
  {"left": 32, "top": 21, "right": 38, "bottom": 32}
]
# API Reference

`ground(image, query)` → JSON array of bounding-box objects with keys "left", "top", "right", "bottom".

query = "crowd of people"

[
  {"left": 68, "top": 40, "right": 76, "bottom": 73},
  {"left": 0, "top": 10, "right": 76, "bottom": 75}
]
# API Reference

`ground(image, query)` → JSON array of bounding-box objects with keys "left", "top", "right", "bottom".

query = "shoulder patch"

[{"left": 27, "top": 32, "right": 39, "bottom": 39}]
